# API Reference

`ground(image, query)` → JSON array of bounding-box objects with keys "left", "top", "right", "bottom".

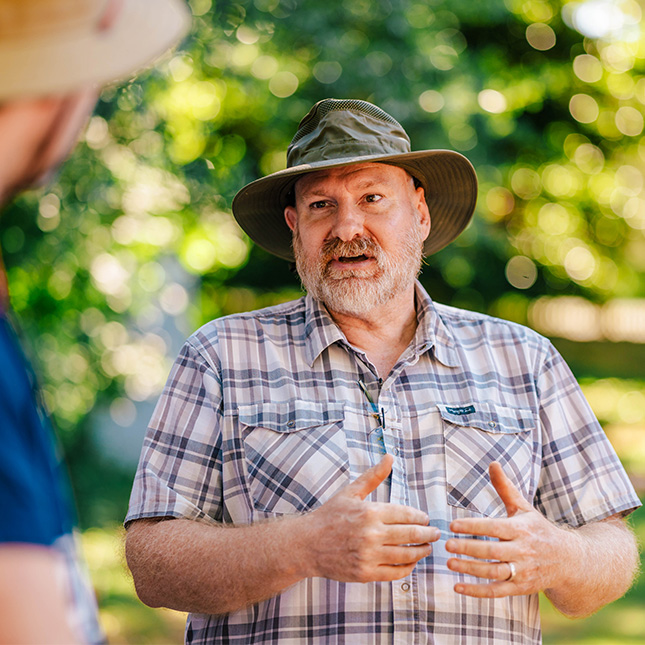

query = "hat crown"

[
  {"left": 0, "top": 0, "right": 105, "bottom": 41},
  {"left": 287, "top": 99, "right": 412, "bottom": 168}
]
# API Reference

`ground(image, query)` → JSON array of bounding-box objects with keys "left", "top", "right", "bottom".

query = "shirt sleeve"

[
  {"left": 125, "top": 338, "right": 225, "bottom": 527},
  {"left": 534, "top": 340, "right": 641, "bottom": 527},
  {"left": 0, "top": 317, "right": 72, "bottom": 545}
]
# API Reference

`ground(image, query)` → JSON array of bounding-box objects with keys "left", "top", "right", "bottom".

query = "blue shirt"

[
  {"left": 0, "top": 314, "right": 72, "bottom": 543},
  {"left": 0, "top": 312, "right": 104, "bottom": 643}
]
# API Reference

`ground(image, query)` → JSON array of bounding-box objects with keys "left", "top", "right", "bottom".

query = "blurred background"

[{"left": 1, "top": 0, "right": 644, "bottom": 642}]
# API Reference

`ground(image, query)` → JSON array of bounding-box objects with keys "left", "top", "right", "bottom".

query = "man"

[
  {"left": 125, "top": 99, "right": 640, "bottom": 644},
  {"left": 0, "top": 1, "right": 189, "bottom": 642}
]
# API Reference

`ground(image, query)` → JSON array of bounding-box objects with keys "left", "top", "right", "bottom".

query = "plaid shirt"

[{"left": 127, "top": 282, "right": 640, "bottom": 644}]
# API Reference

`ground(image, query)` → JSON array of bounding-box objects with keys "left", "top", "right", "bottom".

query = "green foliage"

[
  {"left": 2, "top": 2, "right": 644, "bottom": 641},
  {"left": 1, "top": 0, "right": 644, "bottom": 452}
]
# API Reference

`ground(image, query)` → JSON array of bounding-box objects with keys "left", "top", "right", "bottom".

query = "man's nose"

[{"left": 330, "top": 201, "right": 364, "bottom": 241}]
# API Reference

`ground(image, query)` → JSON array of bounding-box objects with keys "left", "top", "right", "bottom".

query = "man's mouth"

[{"left": 337, "top": 254, "right": 370, "bottom": 263}]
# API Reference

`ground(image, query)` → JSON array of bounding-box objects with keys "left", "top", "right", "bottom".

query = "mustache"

[{"left": 320, "top": 236, "right": 383, "bottom": 261}]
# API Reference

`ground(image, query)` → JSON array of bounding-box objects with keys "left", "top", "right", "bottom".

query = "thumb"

[
  {"left": 489, "top": 461, "right": 532, "bottom": 517},
  {"left": 342, "top": 454, "right": 393, "bottom": 501}
]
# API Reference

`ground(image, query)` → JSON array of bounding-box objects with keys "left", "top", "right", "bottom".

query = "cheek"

[{"left": 296, "top": 221, "right": 329, "bottom": 250}]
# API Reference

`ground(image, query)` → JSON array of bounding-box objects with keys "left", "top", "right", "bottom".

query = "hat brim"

[
  {"left": 0, "top": 0, "right": 190, "bottom": 101},
  {"left": 232, "top": 149, "right": 478, "bottom": 261}
]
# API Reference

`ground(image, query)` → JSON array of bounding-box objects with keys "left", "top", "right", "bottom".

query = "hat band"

[{"left": 288, "top": 137, "right": 412, "bottom": 168}]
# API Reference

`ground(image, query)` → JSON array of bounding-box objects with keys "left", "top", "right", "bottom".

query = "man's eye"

[
  {"left": 365, "top": 194, "right": 382, "bottom": 203},
  {"left": 310, "top": 200, "right": 328, "bottom": 209}
]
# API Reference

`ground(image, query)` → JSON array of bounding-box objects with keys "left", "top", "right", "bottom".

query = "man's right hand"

[{"left": 300, "top": 453, "right": 439, "bottom": 583}]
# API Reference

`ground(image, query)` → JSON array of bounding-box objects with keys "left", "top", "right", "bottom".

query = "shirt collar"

[
  {"left": 411, "top": 281, "right": 460, "bottom": 368},
  {"left": 304, "top": 294, "right": 346, "bottom": 367},
  {"left": 303, "top": 281, "right": 460, "bottom": 368}
]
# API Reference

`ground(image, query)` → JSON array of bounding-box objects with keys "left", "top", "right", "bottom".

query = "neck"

[{"left": 325, "top": 284, "right": 419, "bottom": 378}]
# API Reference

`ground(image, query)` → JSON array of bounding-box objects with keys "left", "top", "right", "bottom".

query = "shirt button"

[
  {"left": 401, "top": 582, "right": 410, "bottom": 592},
  {"left": 488, "top": 421, "right": 497, "bottom": 429},
  {"left": 393, "top": 448, "right": 400, "bottom": 456},
  {"left": 286, "top": 420, "right": 295, "bottom": 428}
]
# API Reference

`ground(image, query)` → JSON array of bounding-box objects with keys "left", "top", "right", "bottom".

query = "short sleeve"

[
  {"left": 0, "top": 317, "right": 71, "bottom": 545},
  {"left": 534, "top": 341, "right": 641, "bottom": 526},
  {"left": 125, "top": 339, "right": 224, "bottom": 527}
]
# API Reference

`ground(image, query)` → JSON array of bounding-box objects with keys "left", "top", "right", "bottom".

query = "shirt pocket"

[
  {"left": 438, "top": 402, "right": 536, "bottom": 518},
  {"left": 239, "top": 400, "right": 348, "bottom": 516}
]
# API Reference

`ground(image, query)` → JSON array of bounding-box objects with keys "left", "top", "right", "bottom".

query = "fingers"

[
  {"left": 447, "top": 557, "right": 514, "bottom": 582},
  {"left": 343, "top": 454, "right": 394, "bottom": 501},
  {"left": 382, "top": 522, "right": 440, "bottom": 545},
  {"left": 453, "top": 580, "right": 517, "bottom": 598},
  {"left": 445, "top": 536, "right": 509, "bottom": 562},
  {"left": 489, "top": 461, "right": 532, "bottom": 516},
  {"left": 380, "top": 543, "right": 434, "bottom": 566},
  {"left": 376, "top": 502, "right": 431, "bottom": 527},
  {"left": 449, "top": 517, "right": 515, "bottom": 540}
]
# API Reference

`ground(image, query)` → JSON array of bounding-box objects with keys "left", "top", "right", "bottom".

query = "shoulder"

[
  {"left": 434, "top": 302, "right": 550, "bottom": 353},
  {"left": 185, "top": 297, "right": 307, "bottom": 357}
]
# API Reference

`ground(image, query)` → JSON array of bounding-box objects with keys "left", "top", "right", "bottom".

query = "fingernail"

[
  {"left": 445, "top": 539, "right": 454, "bottom": 551},
  {"left": 455, "top": 584, "right": 464, "bottom": 594}
]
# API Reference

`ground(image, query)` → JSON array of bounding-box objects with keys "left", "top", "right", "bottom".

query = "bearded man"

[{"left": 125, "top": 99, "right": 640, "bottom": 645}]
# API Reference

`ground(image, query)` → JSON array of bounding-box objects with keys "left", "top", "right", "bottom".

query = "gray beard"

[{"left": 293, "top": 226, "right": 425, "bottom": 318}]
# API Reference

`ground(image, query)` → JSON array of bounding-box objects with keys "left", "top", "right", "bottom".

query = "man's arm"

[
  {"left": 126, "top": 455, "right": 440, "bottom": 615},
  {"left": 446, "top": 462, "right": 639, "bottom": 617},
  {"left": 0, "top": 545, "right": 80, "bottom": 644}
]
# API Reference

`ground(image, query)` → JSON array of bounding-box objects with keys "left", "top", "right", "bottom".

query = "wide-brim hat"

[
  {"left": 232, "top": 98, "right": 478, "bottom": 262},
  {"left": 0, "top": 0, "right": 191, "bottom": 101}
]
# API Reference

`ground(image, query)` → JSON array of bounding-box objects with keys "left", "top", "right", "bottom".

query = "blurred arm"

[{"left": 0, "top": 544, "right": 80, "bottom": 644}]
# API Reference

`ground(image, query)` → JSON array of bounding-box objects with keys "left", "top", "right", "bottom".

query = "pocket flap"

[
  {"left": 437, "top": 402, "right": 535, "bottom": 434},
  {"left": 238, "top": 400, "right": 345, "bottom": 433}
]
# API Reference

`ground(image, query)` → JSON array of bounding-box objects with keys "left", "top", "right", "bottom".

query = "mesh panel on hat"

[{"left": 291, "top": 99, "right": 401, "bottom": 147}]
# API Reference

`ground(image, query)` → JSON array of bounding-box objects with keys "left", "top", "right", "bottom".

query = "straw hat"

[
  {"left": 0, "top": 0, "right": 190, "bottom": 100},
  {"left": 232, "top": 98, "right": 478, "bottom": 261}
]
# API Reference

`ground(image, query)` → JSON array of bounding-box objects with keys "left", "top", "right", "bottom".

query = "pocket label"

[{"left": 445, "top": 405, "right": 476, "bottom": 416}]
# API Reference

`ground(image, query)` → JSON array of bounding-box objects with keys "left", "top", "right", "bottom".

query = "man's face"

[
  {"left": 0, "top": 89, "right": 98, "bottom": 207},
  {"left": 284, "top": 163, "right": 431, "bottom": 318}
]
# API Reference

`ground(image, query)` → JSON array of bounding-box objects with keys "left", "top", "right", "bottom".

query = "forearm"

[
  {"left": 545, "top": 516, "right": 639, "bottom": 617},
  {"left": 125, "top": 516, "right": 314, "bottom": 615},
  {"left": 0, "top": 545, "right": 81, "bottom": 644},
  {"left": 126, "top": 458, "right": 438, "bottom": 615}
]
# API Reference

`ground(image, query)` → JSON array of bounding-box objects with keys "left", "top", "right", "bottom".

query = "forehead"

[{"left": 294, "top": 162, "right": 411, "bottom": 195}]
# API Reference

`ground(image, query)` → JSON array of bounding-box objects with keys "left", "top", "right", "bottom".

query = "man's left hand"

[{"left": 445, "top": 461, "right": 566, "bottom": 598}]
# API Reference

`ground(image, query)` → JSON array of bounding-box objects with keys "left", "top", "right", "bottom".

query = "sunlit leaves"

[{"left": 1, "top": 0, "right": 644, "bottom": 441}]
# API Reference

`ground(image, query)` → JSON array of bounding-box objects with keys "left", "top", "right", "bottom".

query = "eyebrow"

[{"left": 299, "top": 176, "right": 392, "bottom": 196}]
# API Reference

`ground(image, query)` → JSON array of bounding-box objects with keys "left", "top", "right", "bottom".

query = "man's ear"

[
  {"left": 284, "top": 205, "right": 297, "bottom": 232},
  {"left": 414, "top": 185, "right": 431, "bottom": 239}
]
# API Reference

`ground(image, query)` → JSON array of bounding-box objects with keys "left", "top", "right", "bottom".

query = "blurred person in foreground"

[
  {"left": 0, "top": 1, "right": 189, "bottom": 642},
  {"left": 125, "top": 99, "right": 641, "bottom": 645}
]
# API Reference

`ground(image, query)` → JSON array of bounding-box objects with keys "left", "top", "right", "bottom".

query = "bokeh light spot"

[
  {"left": 615, "top": 106, "right": 644, "bottom": 136},
  {"left": 569, "top": 93, "right": 599, "bottom": 123},
  {"left": 526, "top": 23, "right": 556, "bottom": 50},
  {"left": 505, "top": 255, "right": 538, "bottom": 290},
  {"left": 478, "top": 89, "right": 507, "bottom": 114},
  {"left": 418, "top": 90, "right": 444, "bottom": 113},
  {"left": 573, "top": 54, "right": 603, "bottom": 83},
  {"left": 313, "top": 61, "right": 343, "bottom": 84},
  {"left": 565, "top": 246, "right": 596, "bottom": 281},
  {"left": 269, "top": 71, "right": 299, "bottom": 97},
  {"left": 485, "top": 187, "right": 515, "bottom": 220}
]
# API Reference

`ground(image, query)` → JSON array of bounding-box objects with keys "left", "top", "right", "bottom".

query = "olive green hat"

[{"left": 232, "top": 98, "right": 478, "bottom": 261}]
